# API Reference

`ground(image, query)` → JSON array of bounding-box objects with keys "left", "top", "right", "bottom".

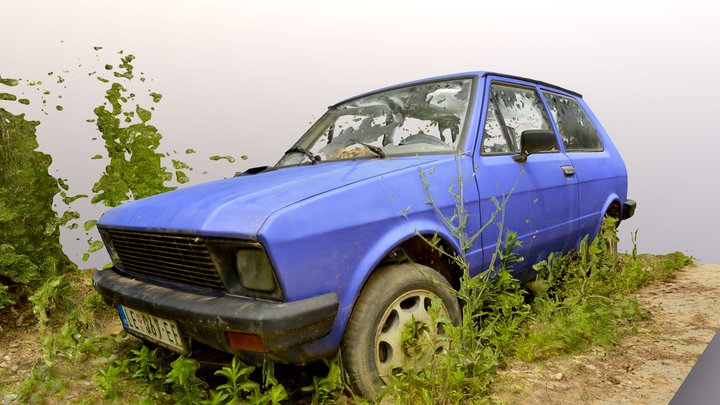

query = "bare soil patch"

[
  {"left": 0, "top": 325, "right": 44, "bottom": 391},
  {"left": 493, "top": 264, "right": 720, "bottom": 404}
]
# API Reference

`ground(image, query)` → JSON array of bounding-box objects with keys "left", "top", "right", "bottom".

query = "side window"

[
  {"left": 542, "top": 91, "right": 603, "bottom": 152},
  {"left": 481, "top": 83, "right": 554, "bottom": 154}
]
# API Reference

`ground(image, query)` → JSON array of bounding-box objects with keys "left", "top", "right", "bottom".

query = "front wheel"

[{"left": 341, "top": 263, "right": 461, "bottom": 400}]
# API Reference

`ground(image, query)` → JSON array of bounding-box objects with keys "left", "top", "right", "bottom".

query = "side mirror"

[{"left": 513, "top": 130, "right": 558, "bottom": 162}]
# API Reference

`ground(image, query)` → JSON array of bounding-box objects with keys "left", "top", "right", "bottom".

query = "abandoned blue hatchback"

[{"left": 93, "top": 72, "right": 635, "bottom": 398}]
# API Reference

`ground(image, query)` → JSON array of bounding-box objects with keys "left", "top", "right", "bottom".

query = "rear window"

[{"left": 542, "top": 91, "right": 603, "bottom": 152}]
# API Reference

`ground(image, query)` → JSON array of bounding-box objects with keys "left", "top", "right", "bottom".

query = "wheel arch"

[
  {"left": 378, "top": 234, "right": 463, "bottom": 290},
  {"left": 591, "top": 194, "right": 622, "bottom": 238},
  {"left": 338, "top": 223, "right": 462, "bottom": 337}
]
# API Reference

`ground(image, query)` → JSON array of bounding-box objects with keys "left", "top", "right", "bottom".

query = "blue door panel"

[
  {"left": 475, "top": 153, "right": 579, "bottom": 273},
  {"left": 565, "top": 150, "right": 628, "bottom": 241}
]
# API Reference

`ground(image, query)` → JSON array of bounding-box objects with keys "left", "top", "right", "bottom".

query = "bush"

[{"left": 0, "top": 104, "right": 75, "bottom": 307}]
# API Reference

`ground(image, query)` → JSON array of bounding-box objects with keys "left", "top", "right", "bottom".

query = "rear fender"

[{"left": 589, "top": 194, "right": 622, "bottom": 240}]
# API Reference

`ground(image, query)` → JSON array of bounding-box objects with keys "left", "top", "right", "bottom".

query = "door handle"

[{"left": 561, "top": 165, "right": 576, "bottom": 176}]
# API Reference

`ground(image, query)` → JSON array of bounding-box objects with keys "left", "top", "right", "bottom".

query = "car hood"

[{"left": 97, "top": 156, "right": 440, "bottom": 238}]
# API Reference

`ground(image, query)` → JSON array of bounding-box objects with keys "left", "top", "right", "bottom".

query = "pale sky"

[{"left": 2, "top": 0, "right": 719, "bottom": 264}]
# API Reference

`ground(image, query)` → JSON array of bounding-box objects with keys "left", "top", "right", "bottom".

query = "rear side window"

[
  {"left": 482, "top": 83, "right": 554, "bottom": 154},
  {"left": 542, "top": 91, "right": 603, "bottom": 152}
]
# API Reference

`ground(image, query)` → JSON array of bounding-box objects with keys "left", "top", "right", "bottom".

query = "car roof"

[{"left": 331, "top": 71, "right": 582, "bottom": 108}]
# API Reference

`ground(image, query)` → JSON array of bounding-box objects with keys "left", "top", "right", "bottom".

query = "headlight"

[{"left": 235, "top": 249, "right": 277, "bottom": 292}]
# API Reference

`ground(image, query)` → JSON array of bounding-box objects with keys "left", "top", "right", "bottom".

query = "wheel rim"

[{"left": 373, "top": 289, "right": 450, "bottom": 381}]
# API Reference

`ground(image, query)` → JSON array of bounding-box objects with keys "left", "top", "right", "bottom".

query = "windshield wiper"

[
  {"left": 284, "top": 146, "right": 319, "bottom": 164},
  {"left": 355, "top": 141, "right": 387, "bottom": 159}
]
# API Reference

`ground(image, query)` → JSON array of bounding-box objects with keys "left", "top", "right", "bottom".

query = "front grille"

[{"left": 105, "top": 229, "right": 226, "bottom": 292}]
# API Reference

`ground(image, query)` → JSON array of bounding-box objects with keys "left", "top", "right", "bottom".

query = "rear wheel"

[{"left": 342, "top": 263, "right": 460, "bottom": 400}]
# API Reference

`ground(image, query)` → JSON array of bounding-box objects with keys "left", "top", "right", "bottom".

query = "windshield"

[{"left": 277, "top": 78, "right": 473, "bottom": 166}]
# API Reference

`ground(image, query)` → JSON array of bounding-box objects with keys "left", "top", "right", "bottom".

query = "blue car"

[{"left": 93, "top": 71, "right": 635, "bottom": 398}]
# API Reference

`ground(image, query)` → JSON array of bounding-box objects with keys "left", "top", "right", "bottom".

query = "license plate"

[{"left": 117, "top": 305, "right": 188, "bottom": 354}]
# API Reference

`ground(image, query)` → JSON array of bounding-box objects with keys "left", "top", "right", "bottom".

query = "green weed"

[
  {"left": 16, "top": 363, "right": 71, "bottom": 403},
  {"left": 514, "top": 220, "right": 687, "bottom": 362},
  {"left": 382, "top": 161, "right": 531, "bottom": 404},
  {"left": 0, "top": 102, "right": 75, "bottom": 308},
  {"left": 207, "top": 357, "right": 288, "bottom": 405},
  {"left": 639, "top": 250, "right": 694, "bottom": 282},
  {"left": 383, "top": 232, "right": 531, "bottom": 404},
  {"left": 301, "top": 357, "right": 345, "bottom": 405},
  {"left": 130, "top": 345, "right": 164, "bottom": 382},
  {"left": 93, "top": 358, "right": 131, "bottom": 401},
  {"left": 164, "top": 356, "right": 208, "bottom": 404},
  {"left": 0, "top": 283, "right": 13, "bottom": 310},
  {"left": 380, "top": 161, "right": 694, "bottom": 403},
  {"left": 28, "top": 271, "right": 117, "bottom": 366}
]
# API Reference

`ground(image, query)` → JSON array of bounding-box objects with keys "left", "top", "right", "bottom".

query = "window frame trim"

[
  {"left": 478, "top": 79, "right": 562, "bottom": 157},
  {"left": 539, "top": 89, "right": 605, "bottom": 153}
]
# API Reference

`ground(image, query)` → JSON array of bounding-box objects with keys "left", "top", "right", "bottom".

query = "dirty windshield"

[{"left": 277, "top": 78, "right": 473, "bottom": 166}]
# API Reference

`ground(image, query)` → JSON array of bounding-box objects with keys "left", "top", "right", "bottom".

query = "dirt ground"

[
  {"left": 2, "top": 264, "right": 718, "bottom": 404},
  {"left": 493, "top": 263, "right": 720, "bottom": 404},
  {"left": 0, "top": 309, "right": 46, "bottom": 394}
]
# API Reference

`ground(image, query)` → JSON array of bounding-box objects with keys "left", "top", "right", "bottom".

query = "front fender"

[{"left": 344, "top": 218, "right": 461, "bottom": 316}]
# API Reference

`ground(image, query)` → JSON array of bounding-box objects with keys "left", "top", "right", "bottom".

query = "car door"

[
  {"left": 540, "top": 89, "right": 623, "bottom": 241},
  {"left": 474, "top": 78, "right": 579, "bottom": 275}
]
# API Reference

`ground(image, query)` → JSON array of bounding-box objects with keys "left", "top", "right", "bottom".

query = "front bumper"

[{"left": 93, "top": 269, "right": 338, "bottom": 360}]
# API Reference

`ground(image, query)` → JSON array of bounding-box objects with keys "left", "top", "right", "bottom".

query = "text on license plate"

[{"left": 117, "top": 305, "right": 187, "bottom": 353}]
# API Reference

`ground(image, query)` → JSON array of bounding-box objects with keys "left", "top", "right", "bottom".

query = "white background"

[{"left": 2, "top": 0, "right": 719, "bottom": 264}]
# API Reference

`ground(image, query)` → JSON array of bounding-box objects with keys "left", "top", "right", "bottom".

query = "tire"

[{"left": 341, "top": 263, "right": 461, "bottom": 400}]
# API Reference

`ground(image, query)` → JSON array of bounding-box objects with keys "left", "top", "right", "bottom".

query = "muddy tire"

[{"left": 341, "top": 263, "right": 461, "bottom": 400}]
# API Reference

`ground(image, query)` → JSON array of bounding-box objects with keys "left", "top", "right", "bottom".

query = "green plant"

[
  {"left": 204, "top": 357, "right": 287, "bottom": 405},
  {"left": 93, "top": 358, "right": 131, "bottom": 400},
  {"left": 214, "top": 356, "right": 259, "bottom": 400},
  {"left": 383, "top": 235, "right": 531, "bottom": 404},
  {"left": 164, "top": 356, "right": 208, "bottom": 404},
  {"left": 301, "top": 357, "right": 344, "bottom": 405},
  {"left": 260, "top": 361, "right": 289, "bottom": 405},
  {"left": 130, "top": 345, "right": 163, "bottom": 382},
  {"left": 640, "top": 249, "right": 694, "bottom": 282},
  {"left": 26, "top": 271, "right": 118, "bottom": 366},
  {"left": 17, "top": 364, "right": 47, "bottom": 401},
  {"left": 382, "top": 161, "right": 531, "bottom": 404},
  {"left": 0, "top": 283, "right": 13, "bottom": 310},
  {"left": 379, "top": 161, "right": 683, "bottom": 403},
  {"left": 29, "top": 275, "right": 73, "bottom": 363},
  {"left": 513, "top": 221, "right": 655, "bottom": 361},
  {"left": 0, "top": 96, "right": 75, "bottom": 310}
]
